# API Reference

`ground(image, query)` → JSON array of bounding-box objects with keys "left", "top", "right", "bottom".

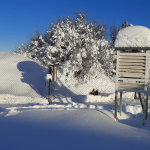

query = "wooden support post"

[
  {"left": 134, "top": 92, "right": 138, "bottom": 99},
  {"left": 115, "top": 91, "right": 118, "bottom": 120},
  {"left": 139, "top": 93, "right": 144, "bottom": 110},
  {"left": 143, "top": 95, "right": 147, "bottom": 125},
  {"left": 143, "top": 50, "right": 148, "bottom": 125},
  {"left": 115, "top": 50, "right": 119, "bottom": 120},
  {"left": 120, "top": 91, "right": 122, "bottom": 116},
  {"left": 48, "top": 79, "right": 51, "bottom": 104},
  {"left": 146, "top": 94, "right": 148, "bottom": 120},
  {"left": 48, "top": 67, "right": 52, "bottom": 104}
]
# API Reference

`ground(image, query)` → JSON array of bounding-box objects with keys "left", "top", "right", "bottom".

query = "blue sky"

[{"left": 0, "top": 0, "right": 150, "bottom": 52}]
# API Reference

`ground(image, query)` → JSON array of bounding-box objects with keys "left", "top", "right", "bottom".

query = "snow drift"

[{"left": 115, "top": 26, "right": 150, "bottom": 47}]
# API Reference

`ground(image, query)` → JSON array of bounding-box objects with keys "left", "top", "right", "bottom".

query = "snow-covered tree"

[{"left": 15, "top": 13, "right": 116, "bottom": 82}]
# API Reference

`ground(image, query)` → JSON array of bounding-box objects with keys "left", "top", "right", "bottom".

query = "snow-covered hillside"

[
  {"left": 0, "top": 52, "right": 48, "bottom": 98},
  {"left": 0, "top": 52, "right": 150, "bottom": 150},
  {"left": 0, "top": 52, "right": 133, "bottom": 102}
]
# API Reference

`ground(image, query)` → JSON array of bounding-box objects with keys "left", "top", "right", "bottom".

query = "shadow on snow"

[{"left": 17, "top": 61, "right": 80, "bottom": 102}]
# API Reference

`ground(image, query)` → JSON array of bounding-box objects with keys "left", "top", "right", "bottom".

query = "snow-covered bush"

[{"left": 15, "top": 13, "right": 116, "bottom": 82}]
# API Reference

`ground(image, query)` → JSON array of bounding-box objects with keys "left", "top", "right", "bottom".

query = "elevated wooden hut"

[{"left": 114, "top": 26, "right": 150, "bottom": 125}]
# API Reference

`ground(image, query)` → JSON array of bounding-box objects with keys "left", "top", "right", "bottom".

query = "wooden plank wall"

[{"left": 116, "top": 50, "right": 150, "bottom": 93}]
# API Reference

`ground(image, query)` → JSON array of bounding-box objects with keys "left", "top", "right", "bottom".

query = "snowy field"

[{"left": 0, "top": 52, "right": 150, "bottom": 150}]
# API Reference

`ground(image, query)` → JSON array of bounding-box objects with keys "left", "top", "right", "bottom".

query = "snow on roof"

[{"left": 115, "top": 26, "right": 150, "bottom": 48}]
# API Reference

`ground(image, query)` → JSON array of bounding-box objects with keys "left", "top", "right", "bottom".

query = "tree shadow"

[
  {"left": 17, "top": 61, "right": 84, "bottom": 103},
  {"left": 51, "top": 78, "right": 87, "bottom": 104},
  {"left": 17, "top": 61, "right": 48, "bottom": 97}
]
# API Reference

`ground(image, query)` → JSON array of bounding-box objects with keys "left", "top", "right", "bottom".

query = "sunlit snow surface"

[
  {"left": 0, "top": 52, "right": 150, "bottom": 150},
  {"left": 115, "top": 26, "right": 150, "bottom": 47}
]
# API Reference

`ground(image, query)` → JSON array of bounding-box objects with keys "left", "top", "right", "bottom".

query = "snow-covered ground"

[{"left": 0, "top": 52, "right": 150, "bottom": 150}]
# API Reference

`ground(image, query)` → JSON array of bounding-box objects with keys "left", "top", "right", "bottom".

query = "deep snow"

[
  {"left": 115, "top": 26, "right": 150, "bottom": 47},
  {"left": 0, "top": 109, "right": 150, "bottom": 150},
  {"left": 0, "top": 52, "right": 150, "bottom": 150}
]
